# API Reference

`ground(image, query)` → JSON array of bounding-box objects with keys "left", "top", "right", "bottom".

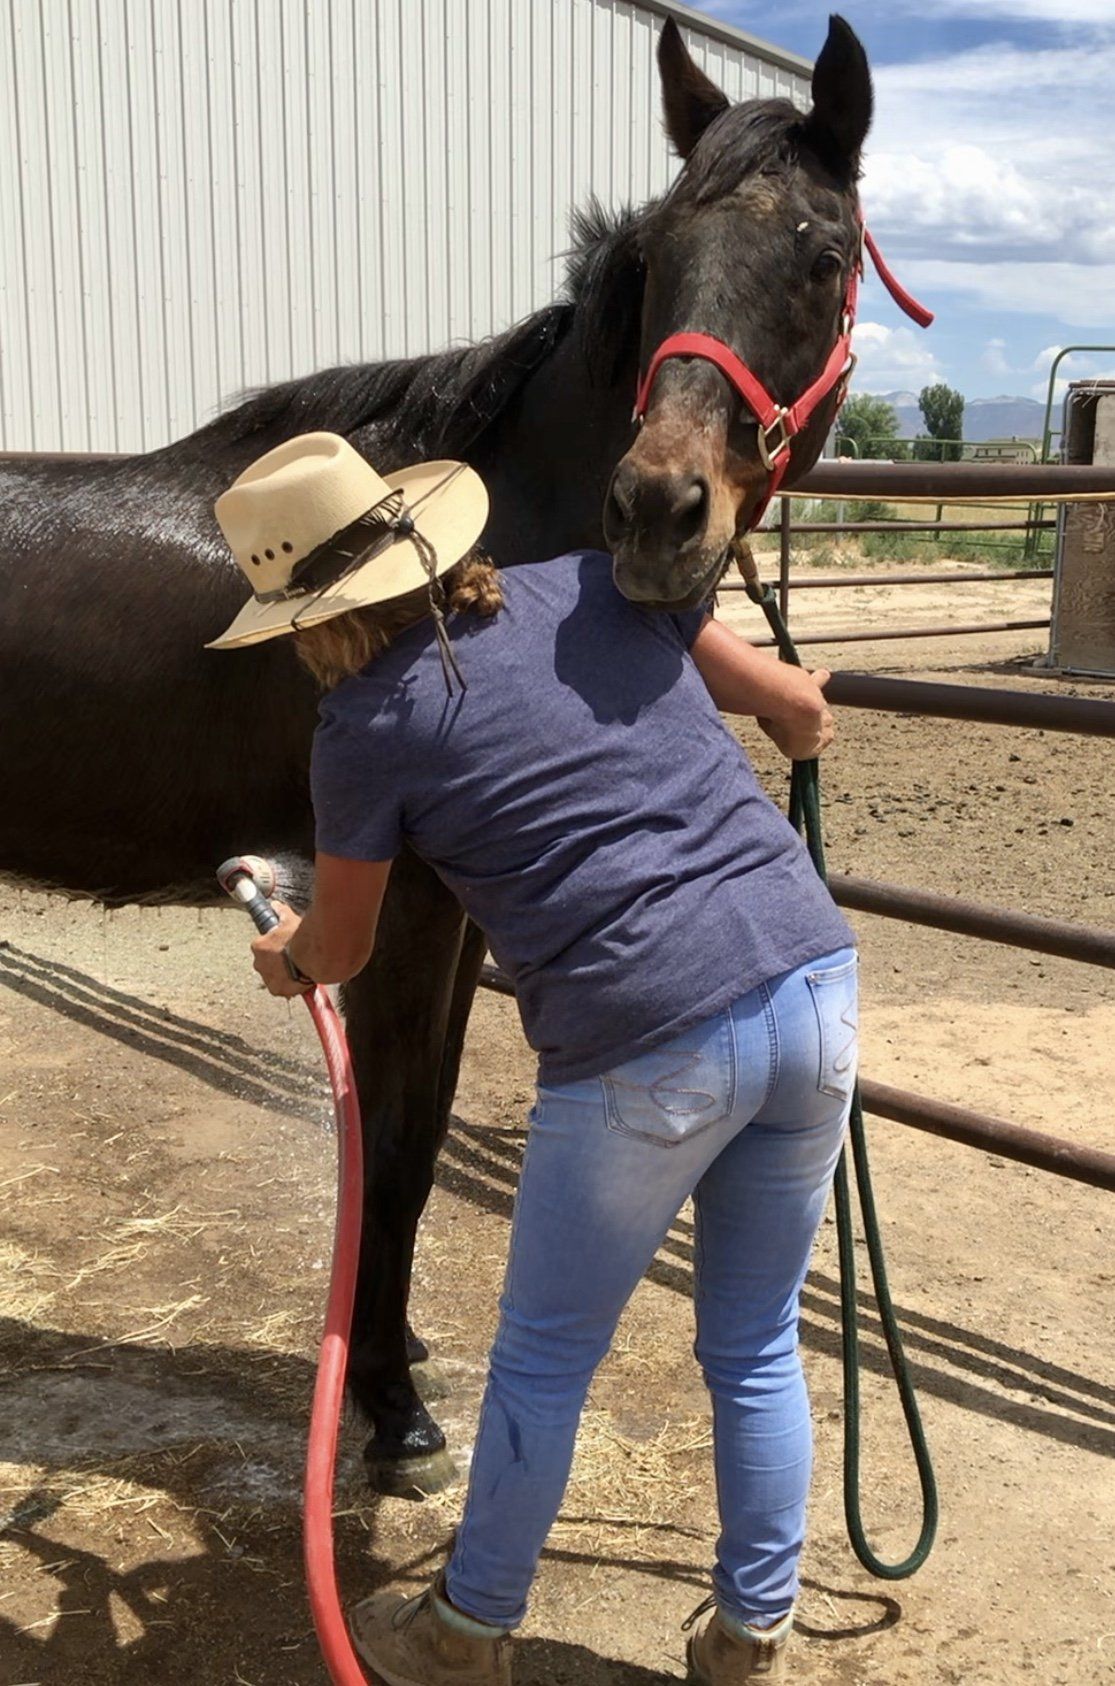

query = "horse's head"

[{"left": 604, "top": 15, "right": 872, "bottom": 608}]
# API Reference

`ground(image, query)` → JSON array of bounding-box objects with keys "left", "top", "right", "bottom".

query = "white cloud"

[
  {"left": 860, "top": 41, "right": 1115, "bottom": 331},
  {"left": 899, "top": 258, "right": 1115, "bottom": 329},
  {"left": 850, "top": 320, "right": 944, "bottom": 393},
  {"left": 1026, "top": 351, "right": 1115, "bottom": 403},
  {"left": 982, "top": 338, "right": 1013, "bottom": 376},
  {"left": 916, "top": 1, "right": 1115, "bottom": 21},
  {"left": 865, "top": 144, "right": 1111, "bottom": 267}
]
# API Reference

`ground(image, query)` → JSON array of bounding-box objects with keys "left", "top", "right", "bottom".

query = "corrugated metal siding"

[{"left": 0, "top": 0, "right": 811, "bottom": 453}]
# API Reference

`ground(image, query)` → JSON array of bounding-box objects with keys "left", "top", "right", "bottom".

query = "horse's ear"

[
  {"left": 658, "top": 17, "right": 729, "bottom": 160},
  {"left": 804, "top": 14, "right": 872, "bottom": 169}
]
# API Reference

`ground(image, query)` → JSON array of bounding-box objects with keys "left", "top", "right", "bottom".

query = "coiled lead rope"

[{"left": 734, "top": 540, "right": 939, "bottom": 1580}]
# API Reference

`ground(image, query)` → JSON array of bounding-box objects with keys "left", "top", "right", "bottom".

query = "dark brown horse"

[{"left": 0, "top": 17, "right": 872, "bottom": 1492}]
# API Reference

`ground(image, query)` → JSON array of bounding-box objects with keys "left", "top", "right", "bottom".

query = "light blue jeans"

[{"left": 445, "top": 947, "right": 858, "bottom": 1629}]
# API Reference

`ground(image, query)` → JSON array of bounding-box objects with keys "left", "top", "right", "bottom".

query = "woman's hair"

[{"left": 292, "top": 549, "right": 502, "bottom": 690}]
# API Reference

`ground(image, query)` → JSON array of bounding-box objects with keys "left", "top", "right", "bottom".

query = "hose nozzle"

[{"left": 216, "top": 855, "right": 281, "bottom": 934}]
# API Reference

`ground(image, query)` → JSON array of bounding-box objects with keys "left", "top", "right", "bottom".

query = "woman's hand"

[
  {"left": 248, "top": 856, "right": 391, "bottom": 998},
  {"left": 689, "top": 621, "right": 837, "bottom": 759},
  {"left": 757, "top": 667, "right": 835, "bottom": 762},
  {"left": 251, "top": 900, "right": 311, "bottom": 998}
]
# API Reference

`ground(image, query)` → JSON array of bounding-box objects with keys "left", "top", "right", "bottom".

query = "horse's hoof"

[
  {"left": 364, "top": 1443, "right": 459, "bottom": 1499},
  {"left": 409, "top": 1357, "right": 451, "bottom": 1403},
  {"left": 405, "top": 1325, "right": 430, "bottom": 1367}
]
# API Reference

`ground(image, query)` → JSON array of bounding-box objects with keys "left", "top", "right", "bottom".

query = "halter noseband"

[{"left": 631, "top": 220, "right": 933, "bottom": 531}]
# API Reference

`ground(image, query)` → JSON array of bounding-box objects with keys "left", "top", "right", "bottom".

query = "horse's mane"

[
  {"left": 158, "top": 95, "right": 810, "bottom": 472},
  {"left": 169, "top": 200, "right": 650, "bottom": 471}
]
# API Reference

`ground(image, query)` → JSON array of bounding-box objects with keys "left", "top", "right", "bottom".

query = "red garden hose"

[
  {"left": 217, "top": 858, "right": 373, "bottom": 1685},
  {"left": 302, "top": 982, "right": 372, "bottom": 1685}
]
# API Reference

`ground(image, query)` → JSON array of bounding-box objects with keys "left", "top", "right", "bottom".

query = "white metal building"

[{"left": 0, "top": 0, "right": 809, "bottom": 454}]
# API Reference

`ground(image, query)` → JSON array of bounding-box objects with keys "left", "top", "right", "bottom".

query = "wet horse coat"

[{"left": 0, "top": 18, "right": 875, "bottom": 1486}]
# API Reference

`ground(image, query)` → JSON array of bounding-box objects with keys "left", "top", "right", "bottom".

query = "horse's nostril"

[
  {"left": 672, "top": 481, "right": 704, "bottom": 514},
  {"left": 605, "top": 466, "right": 710, "bottom": 552},
  {"left": 604, "top": 463, "right": 638, "bottom": 540},
  {"left": 671, "top": 476, "right": 709, "bottom": 544},
  {"left": 610, "top": 465, "right": 637, "bottom": 523}
]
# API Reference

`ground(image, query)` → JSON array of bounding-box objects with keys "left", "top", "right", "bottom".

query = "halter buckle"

[{"left": 758, "top": 409, "right": 792, "bottom": 471}]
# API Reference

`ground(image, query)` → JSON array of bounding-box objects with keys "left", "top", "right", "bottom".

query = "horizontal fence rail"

[
  {"left": 832, "top": 875, "right": 1115, "bottom": 968},
  {"left": 760, "top": 466, "right": 1064, "bottom": 639},
  {"left": 824, "top": 673, "right": 1115, "bottom": 736},
  {"left": 796, "top": 461, "right": 1115, "bottom": 500},
  {"left": 782, "top": 519, "right": 1054, "bottom": 536},
  {"left": 755, "top": 618, "right": 1050, "bottom": 647},
  {"left": 6, "top": 455, "right": 1115, "bottom": 500},
  {"left": 0, "top": 451, "right": 122, "bottom": 464},
  {"left": 479, "top": 645, "right": 1114, "bottom": 1194},
  {"left": 477, "top": 967, "right": 1114, "bottom": 1192},
  {"left": 860, "top": 1080, "right": 1115, "bottom": 1193},
  {"left": 719, "top": 569, "right": 1054, "bottom": 591}
]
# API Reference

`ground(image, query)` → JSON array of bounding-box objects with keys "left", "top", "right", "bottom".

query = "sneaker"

[
  {"left": 349, "top": 1574, "right": 512, "bottom": 1686},
  {"left": 683, "top": 1595, "right": 793, "bottom": 1682}
]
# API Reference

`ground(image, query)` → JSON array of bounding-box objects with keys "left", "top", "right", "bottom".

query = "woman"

[{"left": 211, "top": 432, "right": 856, "bottom": 1685}]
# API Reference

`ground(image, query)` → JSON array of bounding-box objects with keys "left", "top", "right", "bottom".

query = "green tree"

[
  {"left": 835, "top": 393, "right": 908, "bottom": 459},
  {"left": 915, "top": 382, "right": 964, "bottom": 462}
]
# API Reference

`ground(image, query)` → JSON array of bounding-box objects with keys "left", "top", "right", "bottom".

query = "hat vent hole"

[
  {"left": 282, "top": 541, "right": 293, "bottom": 553},
  {"left": 250, "top": 554, "right": 261, "bottom": 565},
  {"left": 264, "top": 548, "right": 275, "bottom": 560}
]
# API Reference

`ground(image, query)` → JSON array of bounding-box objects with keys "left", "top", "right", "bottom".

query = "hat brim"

[{"left": 206, "top": 460, "right": 489, "bottom": 650}]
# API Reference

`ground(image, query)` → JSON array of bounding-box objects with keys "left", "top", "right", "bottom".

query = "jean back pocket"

[
  {"left": 602, "top": 1009, "right": 737, "bottom": 1148},
  {"left": 804, "top": 952, "right": 859, "bottom": 1102}
]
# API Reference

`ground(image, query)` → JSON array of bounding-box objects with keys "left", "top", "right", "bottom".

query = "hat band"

[{"left": 255, "top": 489, "right": 411, "bottom": 605}]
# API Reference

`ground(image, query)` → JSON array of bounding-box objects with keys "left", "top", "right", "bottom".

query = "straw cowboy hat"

[{"left": 208, "top": 431, "right": 489, "bottom": 649}]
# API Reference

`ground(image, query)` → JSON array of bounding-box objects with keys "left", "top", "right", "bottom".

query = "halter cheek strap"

[{"left": 632, "top": 221, "right": 933, "bottom": 531}]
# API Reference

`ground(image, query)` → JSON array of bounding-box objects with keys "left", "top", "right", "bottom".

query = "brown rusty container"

[{"left": 1048, "top": 379, "right": 1115, "bottom": 677}]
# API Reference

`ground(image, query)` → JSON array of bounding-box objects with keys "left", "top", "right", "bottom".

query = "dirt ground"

[{"left": 2, "top": 559, "right": 1113, "bottom": 1686}]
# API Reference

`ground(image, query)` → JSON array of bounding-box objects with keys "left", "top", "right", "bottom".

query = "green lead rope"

[{"left": 743, "top": 566, "right": 939, "bottom": 1581}]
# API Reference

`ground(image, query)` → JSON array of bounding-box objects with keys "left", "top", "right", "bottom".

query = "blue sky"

[{"left": 691, "top": 2, "right": 1115, "bottom": 405}]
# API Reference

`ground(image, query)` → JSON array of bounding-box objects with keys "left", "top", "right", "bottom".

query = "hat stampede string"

[
  {"left": 283, "top": 465, "right": 472, "bottom": 696},
  {"left": 211, "top": 430, "right": 487, "bottom": 657}
]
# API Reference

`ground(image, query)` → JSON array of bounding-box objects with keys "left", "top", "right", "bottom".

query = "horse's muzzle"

[{"left": 609, "top": 540, "right": 726, "bottom": 612}]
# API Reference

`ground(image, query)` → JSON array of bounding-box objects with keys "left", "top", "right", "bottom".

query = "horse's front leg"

[{"left": 342, "top": 847, "right": 484, "bottom": 1496}]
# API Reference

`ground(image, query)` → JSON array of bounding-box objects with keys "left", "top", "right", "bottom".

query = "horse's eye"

[{"left": 811, "top": 250, "right": 842, "bottom": 282}]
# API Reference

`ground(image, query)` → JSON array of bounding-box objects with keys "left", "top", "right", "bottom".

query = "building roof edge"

[{"left": 628, "top": 0, "right": 813, "bottom": 79}]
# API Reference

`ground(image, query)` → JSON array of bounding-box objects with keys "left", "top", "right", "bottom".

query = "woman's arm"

[
  {"left": 689, "top": 616, "right": 834, "bottom": 761},
  {"left": 251, "top": 852, "right": 392, "bottom": 997}
]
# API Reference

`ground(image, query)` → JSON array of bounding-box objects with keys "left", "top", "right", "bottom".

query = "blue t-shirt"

[{"left": 311, "top": 550, "right": 853, "bottom": 1084}]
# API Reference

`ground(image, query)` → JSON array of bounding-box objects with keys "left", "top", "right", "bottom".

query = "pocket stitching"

[
  {"left": 603, "top": 1012, "right": 736, "bottom": 1148},
  {"left": 805, "top": 962, "right": 859, "bottom": 1101}
]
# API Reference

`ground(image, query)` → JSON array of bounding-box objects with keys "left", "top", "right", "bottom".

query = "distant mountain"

[{"left": 875, "top": 391, "right": 1046, "bottom": 444}]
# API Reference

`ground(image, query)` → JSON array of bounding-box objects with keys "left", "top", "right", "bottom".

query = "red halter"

[{"left": 632, "top": 221, "right": 934, "bottom": 530}]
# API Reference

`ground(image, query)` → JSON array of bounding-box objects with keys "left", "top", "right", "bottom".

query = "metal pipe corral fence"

[
  {"left": 859, "top": 1081, "right": 1115, "bottom": 1193},
  {"left": 5, "top": 452, "right": 1115, "bottom": 499},
  {"left": 739, "top": 457, "right": 1114, "bottom": 647},
  {"left": 729, "top": 569, "right": 1053, "bottom": 589},
  {"left": 824, "top": 673, "right": 1115, "bottom": 735},
  {"left": 754, "top": 618, "right": 1050, "bottom": 648},
  {"left": 784, "top": 519, "right": 1053, "bottom": 536},
  {"left": 832, "top": 875, "right": 1115, "bottom": 968},
  {"left": 795, "top": 460, "right": 1115, "bottom": 500},
  {"left": 476, "top": 628, "right": 1115, "bottom": 1193}
]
